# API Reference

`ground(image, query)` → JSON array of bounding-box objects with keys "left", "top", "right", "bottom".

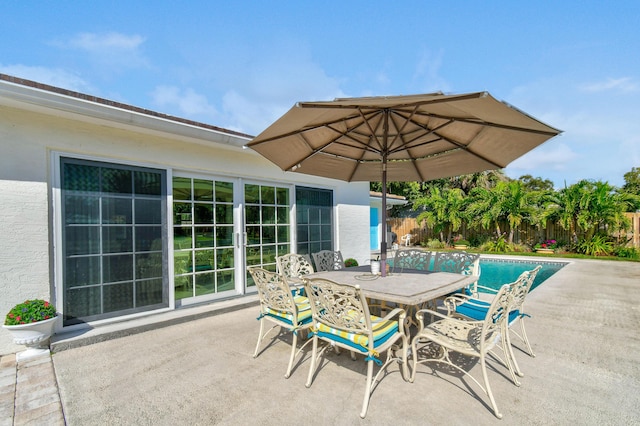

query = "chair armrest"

[
  {"left": 414, "top": 308, "right": 482, "bottom": 330},
  {"left": 442, "top": 294, "right": 472, "bottom": 315},
  {"left": 476, "top": 285, "right": 498, "bottom": 294}
]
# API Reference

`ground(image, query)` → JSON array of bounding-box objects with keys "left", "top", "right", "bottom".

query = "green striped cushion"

[
  {"left": 265, "top": 295, "right": 312, "bottom": 325},
  {"left": 316, "top": 314, "right": 398, "bottom": 352}
]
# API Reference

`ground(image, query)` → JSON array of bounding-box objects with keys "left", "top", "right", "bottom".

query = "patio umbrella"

[{"left": 247, "top": 92, "right": 561, "bottom": 276}]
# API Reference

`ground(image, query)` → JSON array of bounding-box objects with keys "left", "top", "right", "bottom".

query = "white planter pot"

[
  {"left": 3, "top": 316, "right": 59, "bottom": 362},
  {"left": 370, "top": 261, "right": 381, "bottom": 275}
]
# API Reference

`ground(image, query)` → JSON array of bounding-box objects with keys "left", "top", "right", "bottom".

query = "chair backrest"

[
  {"left": 509, "top": 265, "right": 542, "bottom": 315},
  {"left": 312, "top": 250, "right": 345, "bottom": 272},
  {"left": 433, "top": 251, "right": 480, "bottom": 275},
  {"left": 248, "top": 266, "right": 299, "bottom": 321},
  {"left": 393, "top": 249, "right": 432, "bottom": 272},
  {"left": 303, "top": 278, "right": 374, "bottom": 350},
  {"left": 276, "top": 253, "right": 315, "bottom": 284},
  {"left": 480, "top": 282, "right": 516, "bottom": 351}
]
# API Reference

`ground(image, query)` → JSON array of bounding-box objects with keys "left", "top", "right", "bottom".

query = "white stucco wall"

[{"left": 0, "top": 93, "right": 370, "bottom": 354}]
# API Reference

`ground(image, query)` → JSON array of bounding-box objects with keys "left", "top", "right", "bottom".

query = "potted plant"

[
  {"left": 3, "top": 299, "right": 59, "bottom": 361},
  {"left": 453, "top": 235, "right": 470, "bottom": 250},
  {"left": 534, "top": 239, "right": 557, "bottom": 253}
]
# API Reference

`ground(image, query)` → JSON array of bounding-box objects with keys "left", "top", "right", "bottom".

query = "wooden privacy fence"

[{"left": 389, "top": 212, "right": 640, "bottom": 247}]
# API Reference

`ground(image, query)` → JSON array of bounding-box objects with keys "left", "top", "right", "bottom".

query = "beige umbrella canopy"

[{"left": 248, "top": 91, "right": 561, "bottom": 275}]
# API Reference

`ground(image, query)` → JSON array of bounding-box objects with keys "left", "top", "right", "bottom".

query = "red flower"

[{"left": 16, "top": 316, "right": 21, "bottom": 321}]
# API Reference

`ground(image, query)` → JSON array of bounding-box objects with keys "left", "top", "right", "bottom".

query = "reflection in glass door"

[
  {"left": 173, "top": 177, "right": 235, "bottom": 303},
  {"left": 244, "top": 183, "right": 291, "bottom": 288}
]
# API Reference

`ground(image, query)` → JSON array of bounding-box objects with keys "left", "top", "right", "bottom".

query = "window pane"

[
  {"left": 66, "top": 226, "right": 100, "bottom": 255},
  {"left": 216, "top": 226, "right": 233, "bottom": 247},
  {"left": 245, "top": 206, "right": 260, "bottom": 224},
  {"left": 103, "top": 254, "right": 134, "bottom": 282},
  {"left": 102, "top": 168, "right": 132, "bottom": 194},
  {"left": 135, "top": 199, "right": 162, "bottom": 224},
  {"left": 216, "top": 248, "right": 234, "bottom": 269},
  {"left": 173, "top": 177, "right": 192, "bottom": 201},
  {"left": 262, "top": 245, "right": 276, "bottom": 264},
  {"left": 262, "top": 206, "right": 275, "bottom": 224},
  {"left": 174, "top": 203, "right": 192, "bottom": 225},
  {"left": 175, "top": 275, "right": 193, "bottom": 300},
  {"left": 65, "top": 287, "right": 101, "bottom": 319},
  {"left": 136, "top": 253, "right": 163, "bottom": 279},
  {"left": 135, "top": 171, "right": 162, "bottom": 196},
  {"left": 215, "top": 181, "right": 233, "bottom": 202},
  {"left": 174, "top": 227, "right": 192, "bottom": 250},
  {"left": 277, "top": 225, "right": 289, "bottom": 243},
  {"left": 103, "top": 198, "right": 132, "bottom": 224},
  {"left": 194, "top": 204, "right": 213, "bottom": 224},
  {"left": 276, "top": 187, "right": 289, "bottom": 205},
  {"left": 262, "top": 226, "right": 275, "bottom": 244},
  {"left": 194, "top": 249, "right": 214, "bottom": 272},
  {"left": 246, "top": 226, "right": 260, "bottom": 245},
  {"left": 195, "top": 227, "right": 214, "bottom": 248},
  {"left": 244, "top": 184, "right": 260, "bottom": 203},
  {"left": 64, "top": 163, "right": 100, "bottom": 192},
  {"left": 65, "top": 256, "right": 101, "bottom": 287},
  {"left": 174, "top": 251, "right": 192, "bottom": 275},
  {"left": 194, "top": 179, "right": 214, "bottom": 201},
  {"left": 103, "top": 282, "right": 134, "bottom": 312},
  {"left": 65, "top": 195, "right": 100, "bottom": 224},
  {"left": 216, "top": 204, "right": 233, "bottom": 224},
  {"left": 217, "top": 270, "right": 234, "bottom": 292},
  {"left": 195, "top": 272, "right": 215, "bottom": 296},
  {"left": 136, "top": 226, "right": 162, "bottom": 252},
  {"left": 102, "top": 227, "right": 133, "bottom": 253},
  {"left": 261, "top": 186, "right": 275, "bottom": 204},
  {"left": 136, "top": 279, "right": 163, "bottom": 306},
  {"left": 277, "top": 207, "right": 289, "bottom": 224}
]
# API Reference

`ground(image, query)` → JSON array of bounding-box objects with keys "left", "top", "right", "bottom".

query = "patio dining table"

[{"left": 306, "top": 266, "right": 478, "bottom": 308}]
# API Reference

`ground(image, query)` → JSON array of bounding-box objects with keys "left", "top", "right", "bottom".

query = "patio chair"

[
  {"left": 443, "top": 265, "right": 542, "bottom": 382},
  {"left": 392, "top": 249, "right": 432, "bottom": 273},
  {"left": 410, "top": 282, "right": 519, "bottom": 419},
  {"left": 400, "top": 233, "right": 414, "bottom": 246},
  {"left": 276, "top": 253, "right": 315, "bottom": 288},
  {"left": 302, "top": 277, "right": 409, "bottom": 419},
  {"left": 248, "top": 267, "right": 314, "bottom": 378},
  {"left": 312, "top": 250, "right": 345, "bottom": 272},
  {"left": 433, "top": 251, "right": 481, "bottom": 296}
]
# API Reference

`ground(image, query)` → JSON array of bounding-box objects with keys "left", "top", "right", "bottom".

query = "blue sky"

[{"left": 2, "top": 1, "right": 638, "bottom": 188}]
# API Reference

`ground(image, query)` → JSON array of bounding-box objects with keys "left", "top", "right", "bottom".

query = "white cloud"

[
  {"left": 52, "top": 32, "right": 149, "bottom": 74},
  {"left": 150, "top": 86, "right": 217, "bottom": 118},
  {"left": 580, "top": 77, "right": 638, "bottom": 93},
  {"left": 67, "top": 32, "right": 145, "bottom": 51},
  {"left": 0, "top": 64, "right": 91, "bottom": 92}
]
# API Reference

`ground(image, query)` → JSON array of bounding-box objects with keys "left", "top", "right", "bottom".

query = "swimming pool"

[{"left": 477, "top": 257, "right": 568, "bottom": 292}]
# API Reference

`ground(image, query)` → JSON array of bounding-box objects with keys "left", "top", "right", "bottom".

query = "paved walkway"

[{"left": 2, "top": 257, "right": 640, "bottom": 425}]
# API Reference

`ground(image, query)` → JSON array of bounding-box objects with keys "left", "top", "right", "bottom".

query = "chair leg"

[
  {"left": 284, "top": 331, "right": 299, "bottom": 379},
  {"left": 500, "top": 328, "right": 522, "bottom": 386},
  {"left": 305, "top": 336, "right": 320, "bottom": 388},
  {"left": 518, "top": 318, "right": 536, "bottom": 357},
  {"left": 480, "top": 355, "right": 503, "bottom": 419},
  {"left": 253, "top": 319, "right": 266, "bottom": 358},
  {"left": 360, "top": 357, "right": 375, "bottom": 418}
]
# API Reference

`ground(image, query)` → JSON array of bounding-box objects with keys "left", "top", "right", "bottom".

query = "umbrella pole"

[{"left": 381, "top": 165, "right": 387, "bottom": 277}]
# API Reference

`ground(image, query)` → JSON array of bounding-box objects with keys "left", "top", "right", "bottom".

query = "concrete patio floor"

[{"left": 3, "top": 257, "right": 640, "bottom": 424}]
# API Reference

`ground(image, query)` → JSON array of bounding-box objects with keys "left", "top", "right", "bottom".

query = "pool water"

[{"left": 477, "top": 258, "right": 568, "bottom": 292}]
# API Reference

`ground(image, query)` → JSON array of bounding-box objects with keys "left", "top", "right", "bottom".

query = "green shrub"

[
  {"left": 613, "top": 246, "right": 639, "bottom": 260},
  {"left": 344, "top": 258, "right": 359, "bottom": 267},
  {"left": 574, "top": 234, "right": 613, "bottom": 256},
  {"left": 422, "top": 238, "right": 446, "bottom": 249}
]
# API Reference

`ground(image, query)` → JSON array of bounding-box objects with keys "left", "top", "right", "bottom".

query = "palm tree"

[
  {"left": 414, "top": 187, "right": 467, "bottom": 243},
  {"left": 467, "top": 181, "right": 532, "bottom": 244}
]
